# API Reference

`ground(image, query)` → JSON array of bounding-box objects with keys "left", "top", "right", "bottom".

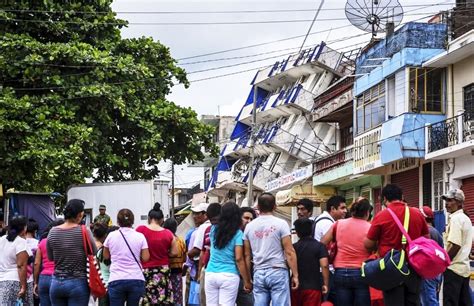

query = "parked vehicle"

[{"left": 67, "top": 180, "right": 170, "bottom": 226}]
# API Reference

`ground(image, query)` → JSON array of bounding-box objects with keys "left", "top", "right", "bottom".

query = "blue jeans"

[
  {"left": 108, "top": 279, "right": 145, "bottom": 306},
  {"left": 38, "top": 275, "right": 52, "bottom": 306},
  {"left": 253, "top": 268, "right": 289, "bottom": 306},
  {"left": 420, "top": 275, "right": 442, "bottom": 306},
  {"left": 334, "top": 268, "right": 370, "bottom": 306},
  {"left": 49, "top": 276, "right": 90, "bottom": 306}
]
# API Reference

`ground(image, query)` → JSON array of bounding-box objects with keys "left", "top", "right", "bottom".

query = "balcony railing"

[
  {"left": 426, "top": 110, "right": 474, "bottom": 154},
  {"left": 271, "top": 128, "right": 331, "bottom": 161},
  {"left": 313, "top": 146, "right": 353, "bottom": 173}
]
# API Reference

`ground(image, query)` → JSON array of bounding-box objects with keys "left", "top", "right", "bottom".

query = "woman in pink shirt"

[
  {"left": 33, "top": 219, "right": 65, "bottom": 306},
  {"left": 136, "top": 203, "right": 178, "bottom": 305},
  {"left": 321, "top": 197, "right": 372, "bottom": 306},
  {"left": 104, "top": 209, "right": 150, "bottom": 306}
]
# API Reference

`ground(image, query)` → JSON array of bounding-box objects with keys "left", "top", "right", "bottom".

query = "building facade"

[
  {"left": 424, "top": 29, "right": 474, "bottom": 222},
  {"left": 207, "top": 42, "right": 357, "bottom": 214}
]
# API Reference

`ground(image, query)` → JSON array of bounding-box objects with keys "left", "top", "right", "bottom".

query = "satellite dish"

[{"left": 345, "top": 0, "right": 403, "bottom": 37}]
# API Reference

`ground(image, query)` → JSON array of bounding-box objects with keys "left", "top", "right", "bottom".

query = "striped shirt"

[{"left": 47, "top": 225, "right": 96, "bottom": 278}]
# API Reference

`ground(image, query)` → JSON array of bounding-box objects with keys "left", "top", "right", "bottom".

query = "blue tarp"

[{"left": 9, "top": 194, "right": 56, "bottom": 237}]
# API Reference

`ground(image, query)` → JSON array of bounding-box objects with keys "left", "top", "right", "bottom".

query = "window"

[
  {"left": 464, "top": 83, "right": 474, "bottom": 119},
  {"left": 409, "top": 68, "right": 444, "bottom": 113},
  {"left": 340, "top": 125, "right": 353, "bottom": 148},
  {"left": 356, "top": 82, "right": 385, "bottom": 134}
]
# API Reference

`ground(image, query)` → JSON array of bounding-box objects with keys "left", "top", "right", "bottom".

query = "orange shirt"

[{"left": 333, "top": 218, "right": 371, "bottom": 269}]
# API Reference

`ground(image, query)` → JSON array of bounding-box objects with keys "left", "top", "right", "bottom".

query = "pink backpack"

[{"left": 387, "top": 207, "right": 451, "bottom": 279}]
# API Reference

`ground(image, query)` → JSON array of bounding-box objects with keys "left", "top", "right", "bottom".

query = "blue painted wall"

[
  {"left": 356, "top": 22, "right": 447, "bottom": 75},
  {"left": 354, "top": 22, "right": 447, "bottom": 96},
  {"left": 380, "top": 113, "right": 446, "bottom": 164}
]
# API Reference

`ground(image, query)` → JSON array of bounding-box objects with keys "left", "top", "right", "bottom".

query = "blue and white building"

[
  {"left": 206, "top": 42, "right": 356, "bottom": 209},
  {"left": 349, "top": 21, "right": 449, "bottom": 212}
]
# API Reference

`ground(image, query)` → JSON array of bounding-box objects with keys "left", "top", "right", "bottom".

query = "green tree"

[{"left": 0, "top": 1, "right": 218, "bottom": 193}]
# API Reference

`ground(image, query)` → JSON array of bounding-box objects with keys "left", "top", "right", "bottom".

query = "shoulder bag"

[
  {"left": 387, "top": 207, "right": 450, "bottom": 279},
  {"left": 81, "top": 225, "right": 107, "bottom": 298},
  {"left": 119, "top": 229, "right": 143, "bottom": 269}
]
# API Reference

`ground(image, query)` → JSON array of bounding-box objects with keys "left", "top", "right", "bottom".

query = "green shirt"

[{"left": 94, "top": 214, "right": 112, "bottom": 226}]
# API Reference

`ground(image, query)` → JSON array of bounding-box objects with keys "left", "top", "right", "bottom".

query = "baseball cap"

[
  {"left": 420, "top": 206, "right": 434, "bottom": 219},
  {"left": 191, "top": 202, "right": 209, "bottom": 213},
  {"left": 441, "top": 189, "right": 465, "bottom": 202},
  {"left": 99, "top": 204, "right": 106, "bottom": 210}
]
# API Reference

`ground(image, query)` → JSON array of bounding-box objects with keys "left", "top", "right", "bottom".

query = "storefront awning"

[{"left": 276, "top": 184, "right": 335, "bottom": 206}]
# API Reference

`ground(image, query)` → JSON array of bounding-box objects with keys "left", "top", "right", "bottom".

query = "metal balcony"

[
  {"left": 313, "top": 146, "right": 354, "bottom": 174},
  {"left": 225, "top": 125, "right": 331, "bottom": 162},
  {"left": 425, "top": 110, "right": 474, "bottom": 160},
  {"left": 239, "top": 84, "right": 317, "bottom": 126}
]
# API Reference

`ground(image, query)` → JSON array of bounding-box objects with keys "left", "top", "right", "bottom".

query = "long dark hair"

[
  {"left": 214, "top": 201, "right": 242, "bottom": 249},
  {"left": 7, "top": 215, "right": 27, "bottom": 242}
]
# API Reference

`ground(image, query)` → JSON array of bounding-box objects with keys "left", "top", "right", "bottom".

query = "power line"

[
  {"left": 0, "top": 3, "right": 455, "bottom": 15},
  {"left": 2, "top": 42, "right": 363, "bottom": 90},
  {"left": 176, "top": 3, "right": 457, "bottom": 60}
]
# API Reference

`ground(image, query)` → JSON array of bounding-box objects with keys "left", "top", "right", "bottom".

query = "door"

[
  {"left": 391, "top": 168, "right": 419, "bottom": 207},
  {"left": 462, "top": 177, "right": 474, "bottom": 224}
]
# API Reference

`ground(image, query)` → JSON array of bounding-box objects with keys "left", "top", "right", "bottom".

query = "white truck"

[{"left": 67, "top": 180, "right": 170, "bottom": 226}]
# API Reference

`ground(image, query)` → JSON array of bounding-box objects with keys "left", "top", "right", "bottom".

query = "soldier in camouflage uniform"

[{"left": 93, "top": 204, "right": 112, "bottom": 226}]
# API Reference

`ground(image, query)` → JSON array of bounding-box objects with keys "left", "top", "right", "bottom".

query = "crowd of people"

[{"left": 0, "top": 183, "right": 472, "bottom": 306}]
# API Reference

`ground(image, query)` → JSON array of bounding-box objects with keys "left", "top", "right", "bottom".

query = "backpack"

[
  {"left": 311, "top": 216, "right": 333, "bottom": 240},
  {"left": 387, "top": 207, "right": 451, "bottom": 279}
]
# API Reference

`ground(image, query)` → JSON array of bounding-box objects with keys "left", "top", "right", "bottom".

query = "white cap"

[{"left": 191, "top": 202, "right": 209, "bottom": 213}]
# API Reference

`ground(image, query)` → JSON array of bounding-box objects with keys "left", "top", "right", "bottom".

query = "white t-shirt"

[
  {"left": 193, "top": 221, "right": 211, "bottom": 252},
  {"left": 243, "top": 215, "right": 291, "bottom": 270},
  {"left": 313, "top": 211, "right": 335, "bottom": 241},
  {"left": 0, "top": 235, "right": 30, "bottom": 281}
]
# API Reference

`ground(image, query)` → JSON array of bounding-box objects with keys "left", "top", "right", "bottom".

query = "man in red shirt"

[{"left": 364, "top": 184, "right": 429, "bottom": 306}]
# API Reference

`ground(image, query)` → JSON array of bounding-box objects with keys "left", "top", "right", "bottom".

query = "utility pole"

[
  {"left": 171, "top": 161, "right": 175, "bottom": 218},
  {"left": 298, "top": 0, "right": 325, "bottom": 53},
  {"left": 247, "top": 85, "right": 258, "bottom": 207}
]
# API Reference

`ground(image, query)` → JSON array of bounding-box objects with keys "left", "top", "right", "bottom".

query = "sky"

[{"left": 110, "top": 0, "right": 456, "bottom": 188}]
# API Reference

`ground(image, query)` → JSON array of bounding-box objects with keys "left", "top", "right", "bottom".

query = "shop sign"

[
  {"left": 354, "top": 127, "right": 383, "bottom": 174},
  {"left": 388, "top": 158, "right": 419, "bottom": 175},
  {"left": 265, "top": 165, "right": 312, "bottom": 191}
]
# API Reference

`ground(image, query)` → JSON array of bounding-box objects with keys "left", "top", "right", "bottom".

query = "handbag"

[
  {"left": 81, "top": 225, "right": 107, "bottom": 298},
  {"left": 360, "top": 207, "right": 411, "bottom": 291},
  {"left": 387, "top": 207, "right": 450, "bottom": 279}
]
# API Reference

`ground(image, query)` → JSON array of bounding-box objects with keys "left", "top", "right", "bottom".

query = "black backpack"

[{"left": 311, "top": 216, "right": 334, "bottom": 240}]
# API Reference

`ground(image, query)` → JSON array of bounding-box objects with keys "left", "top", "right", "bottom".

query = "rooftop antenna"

[{"left": 345, "top": 0, "right": 403, "bottom": 38}]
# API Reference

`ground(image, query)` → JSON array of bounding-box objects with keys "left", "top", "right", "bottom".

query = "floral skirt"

[
  {"left": 170, "top": 271, "right": 183, "bottom": 306},
  {"left": 141, "top": 266, "right": 174, "bottom": 306},
  {"left": 0, "top": 280, "right": 34, "bottom": 306}
]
